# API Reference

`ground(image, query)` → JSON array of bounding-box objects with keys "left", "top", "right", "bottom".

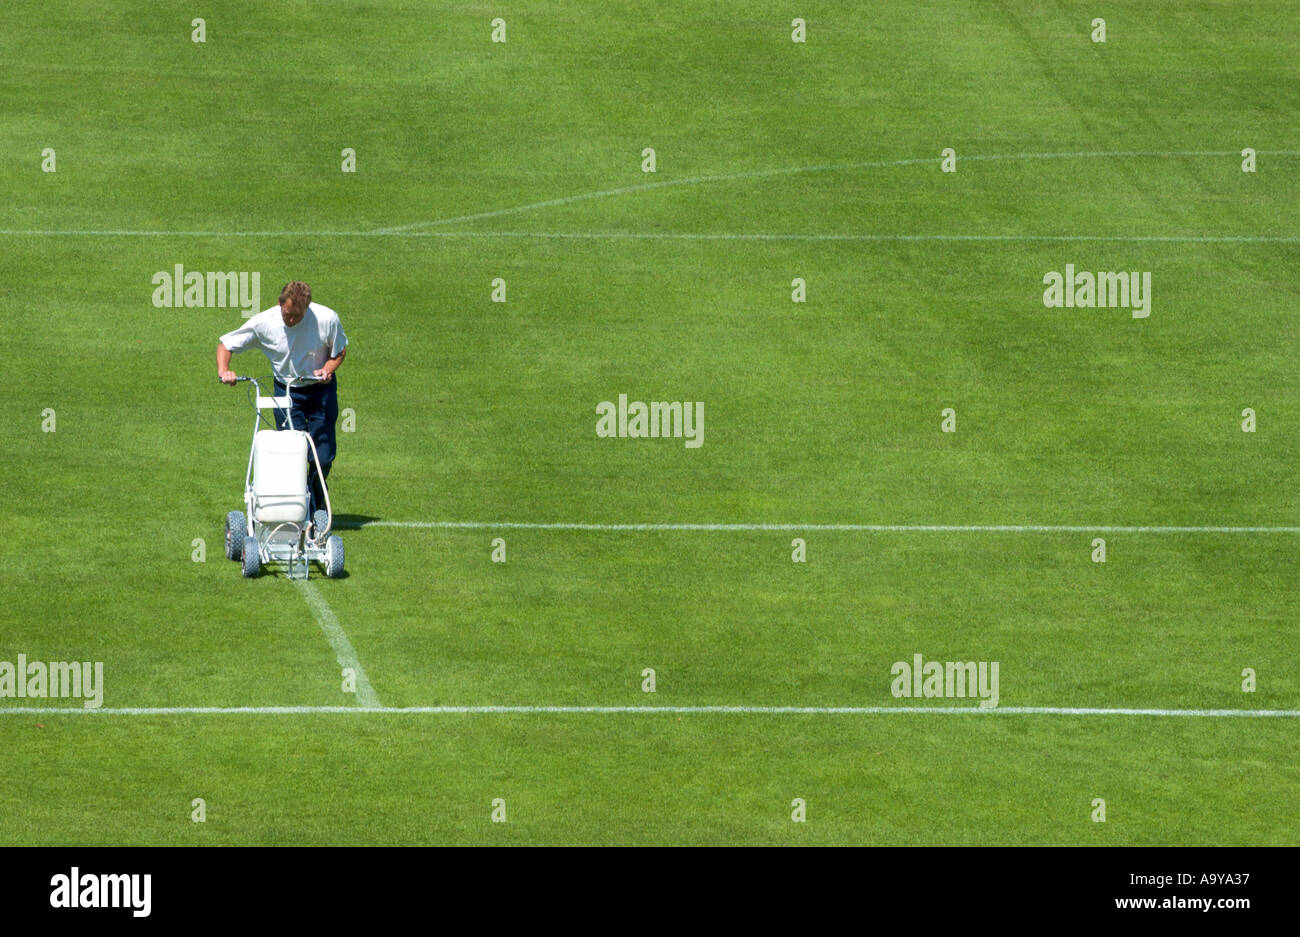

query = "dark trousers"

[{"left": 274, "top": 378, "right": 339, "bottom": 518}]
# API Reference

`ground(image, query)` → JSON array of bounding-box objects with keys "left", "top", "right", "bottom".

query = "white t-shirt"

[{"left": 220, "top": 303, "right": 348, "bottom": 383}]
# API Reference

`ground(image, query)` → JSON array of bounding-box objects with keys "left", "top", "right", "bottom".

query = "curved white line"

[{"left": 373, "top": 149, "right": 1300, "bottom": 234}]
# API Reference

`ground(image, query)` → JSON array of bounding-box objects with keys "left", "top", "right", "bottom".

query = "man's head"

[{"left": 278, "top": 281, "right": 312, "bottom": 327}]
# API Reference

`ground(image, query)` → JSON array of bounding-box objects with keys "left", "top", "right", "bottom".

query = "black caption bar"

[{"left": 0, "top": 846, "right": 1288, "bottom": 925}]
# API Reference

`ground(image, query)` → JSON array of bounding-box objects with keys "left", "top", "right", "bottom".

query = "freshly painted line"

[
  {"left": 384, "top": 232, "right": 1300, "bottom": 243},
  {"left": 376, "top": 149, "right": 1300, "bottom": 232},
  {"left": 0, "top": 705, "right": 1295, "bottom": 717},
  {"left": 293, "top": 579, "right": 381, "bottom": 709},
  {"left": 350, "top": 521, "right": 1300, "bottom": 533}
]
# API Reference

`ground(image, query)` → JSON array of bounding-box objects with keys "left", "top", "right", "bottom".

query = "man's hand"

[
  {"left": 216, "top": 342, "right": 236, "bottom": 385},
  {"left": 313, "top": 368, "right": 333, "bottom": 384}
]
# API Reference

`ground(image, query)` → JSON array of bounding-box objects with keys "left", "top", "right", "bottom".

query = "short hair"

[{"left": 278, "top": 281, "right": 312, "bottom": 311}]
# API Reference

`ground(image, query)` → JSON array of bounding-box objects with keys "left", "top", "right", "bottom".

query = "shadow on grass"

[{"left": 331, "top": 513, "right": 380, "bottom": 530}]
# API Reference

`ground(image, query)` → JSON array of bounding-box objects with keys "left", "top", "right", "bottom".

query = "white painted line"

[
  {"left": 459, "top": 232, "right": 1300, "bottom": 243},
  {"left": 0, "top": 705, "right": 1296, "bottom": 717},
  {"left": 293, "top": 579, "right": 381, "bottom": 709},
  {"left": 0, "top": 230, "right": 1294, "bottom": 243},
  {"left": 349, "top": 521, "right": 1300, "bottom": 533},
  {"left": 375, "top": 149, "right": 1300, "bottom": 232},
  {"left": 3, "top": 149, "right": 1298, "bottom": 240},
  {"left": 392, "top": 232, "right": 1300, "bottom": 243}
]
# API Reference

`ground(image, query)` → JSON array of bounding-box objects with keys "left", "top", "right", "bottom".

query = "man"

[{"left": 217, "top": 281, "right": 349, "bottom": 538}]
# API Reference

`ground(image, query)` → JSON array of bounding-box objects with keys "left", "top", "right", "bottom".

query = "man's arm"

[
  {"left": 216, "top": 342, "right": 238, "bottom": 385},
  {"left": 314, "top": 346, "right": 346, "bottom": 383},
  {"left": 217, "top": 316, "right": 260, "bottom": 384}
]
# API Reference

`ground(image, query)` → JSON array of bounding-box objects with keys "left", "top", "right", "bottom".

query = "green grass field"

[{"left": 2, "top": 0, "right": 1298, "bottom": 845}]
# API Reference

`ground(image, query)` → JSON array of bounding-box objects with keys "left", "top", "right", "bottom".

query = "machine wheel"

[
  {"left": 325, "top": 535, "right": 345, "bottom": 578},
  {"left": 312, "top": 509, "right": 330, "bottom": 543},
  {"left": 241, "top": 535, "right": 261, "bottom": 578},
  {"left": 224, "top": 511, "right": 246, "bottom": 561}
]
